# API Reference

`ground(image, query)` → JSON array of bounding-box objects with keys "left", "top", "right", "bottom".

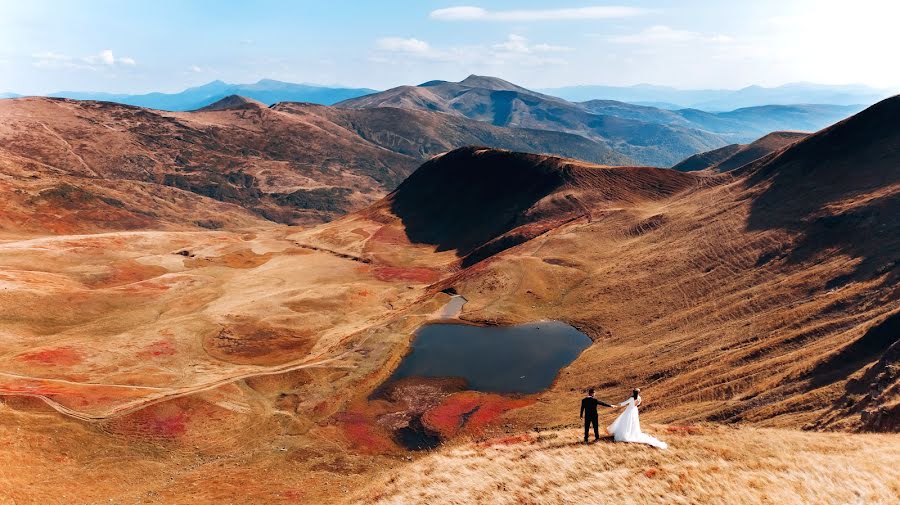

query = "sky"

[{"left": 2, "top": 0, "right": 898, "bottom": 94}]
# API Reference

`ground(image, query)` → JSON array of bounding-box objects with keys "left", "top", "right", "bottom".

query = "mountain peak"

[
  {"left": 196, "top": 94, "right": 265, "bottom": 111},
  {"left": 458, "top": 75, "right": 523, "bottom": 91}
]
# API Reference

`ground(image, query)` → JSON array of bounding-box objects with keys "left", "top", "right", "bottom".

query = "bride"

[{"left": 607, "top": 388, "right": 668, "bottom": 449}]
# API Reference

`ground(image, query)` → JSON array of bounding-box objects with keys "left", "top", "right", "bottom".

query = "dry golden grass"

[{"left": 357, "top": 425, "right": 900, "bottom": 505}]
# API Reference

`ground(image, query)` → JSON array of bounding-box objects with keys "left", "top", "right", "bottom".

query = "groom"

[{"left": 579, "top": 388, "right": 616, "bottom": 443}]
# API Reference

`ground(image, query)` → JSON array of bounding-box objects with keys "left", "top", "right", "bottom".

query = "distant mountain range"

[
  {"left": 577, "top": 100, "right": 861, "bottom": 143},
  {"left": 337, "top": 75, "right": 863, "bottom": 165},
  {"left": 539, "top": 82, "right": 893, "bottom": 110},
  {"left": 0, "top": 75, "right": 870, "bottom": 170},
  {"left": 2, "top": 79, "right": 377, "bottom": 111},
  {"left": 5, "top": 79, "right": 893, "bottom": 114}
]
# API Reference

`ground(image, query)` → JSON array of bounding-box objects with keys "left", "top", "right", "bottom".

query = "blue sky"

[{"left": 2, "top": 0, "right": 898, "bottom": 94}]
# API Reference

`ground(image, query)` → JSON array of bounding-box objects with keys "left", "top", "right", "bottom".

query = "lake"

[{"left": 388, "top": 320, "right": 592, "bottom": 394}]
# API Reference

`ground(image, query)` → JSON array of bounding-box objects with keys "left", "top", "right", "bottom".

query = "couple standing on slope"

[{"left": 580, "top": 387, "right": 668, "bottom": 449}]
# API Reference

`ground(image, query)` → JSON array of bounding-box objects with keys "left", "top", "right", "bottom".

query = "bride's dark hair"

[{"left": 632, "top": 388, "right": 640, "bottom": 400}]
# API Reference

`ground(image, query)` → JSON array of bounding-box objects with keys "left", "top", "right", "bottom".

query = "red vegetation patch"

[
  {"left": 422, "top": 391, "right": 533, "bottom": 438},
  {"left": 17, "top": 346, "right": 84, "bottom": 366},
  {"left": 372, "top": 266, "right": 440, "bottom": 284},
  {"left": 367, "top": 226, "right": 410, "bottom": 247},
  {"left": 336, "top": 411, "right": 396, "bottom": 455},
  {"left": 0, "top": 380, "right": 68, "bottom": 396},
  {"left": 81, "top": 260, "right": 168, "bottom": 289},
  {"left": 113, "top": 403, "right": 190, "bottom": 439},
  {"left": 139, "top": 339, "right": 177, "bottom": 358},
  {"left": 644, "top": 468, "right": 660, "bottom": 478}
]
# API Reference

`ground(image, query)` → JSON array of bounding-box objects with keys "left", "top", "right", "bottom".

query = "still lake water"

[{"left": 389, "top": 321, "right": 592, "bottom": 394}]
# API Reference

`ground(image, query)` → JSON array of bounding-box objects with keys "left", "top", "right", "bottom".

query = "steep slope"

[
  {"left": 673, "top": 131, "right": 808, "bottom": 172},
  {"left": 671, "top": 143, "right": 744, "bottom": 171},
  {"left": 338, "top": 75, "right": 727, "bottom": 166},
  {"left": 358, "top": 147, "right": 697, "bottom": 267}
]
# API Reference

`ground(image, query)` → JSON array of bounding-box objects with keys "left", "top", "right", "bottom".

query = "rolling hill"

[
  {"left": 339, "top": 75, "right": 865, "bottom": 165},
  {"left": 0, "top": 95, "right": 630, "bottom": 234},
  {"left": 338, "top": 75, "right": 728, "bottom": 166},
  {"left": 672, "top": 131, "right": 808, "bottom": 172}
]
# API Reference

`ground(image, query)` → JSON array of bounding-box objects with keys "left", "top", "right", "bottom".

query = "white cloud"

[
  {"left": 190, "top": 65, "right": 204, "bottom": 73},
  {"left": 99, "top": 49, "right": 115, "bottom": 65},
  {"left": 34, "top": 49, "right": 137, "bottom": 69},
  {"left": 31, "top": 51, "right": 74, "bottom": 68},
  {"left": 375, "top": 37, "right": 431, "bottom": 54},
  {"left": 372, "top": 34, "right": 570, "bottom": 67},
  {"left": 610, "top": 25, "right": 732, "bottom": 45},
  {"left": 532, "top": 43, "right": 574, "bottom": 53},
  {"left": 430, "top": 6, "right": 649, "bottom": 22},
  {"left": 82, "top": 49, "right": 135, "bottom": 66},
  {"left": 493, "top": 34, "right": 530, "bottom": 53},
  {"left": 493, "top": 35, "right": 572, "bottom": 55}
]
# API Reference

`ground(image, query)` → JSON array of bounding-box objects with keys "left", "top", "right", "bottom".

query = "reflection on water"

[{"left": 389, "top": 321, "right": 591, "bottom": 394}]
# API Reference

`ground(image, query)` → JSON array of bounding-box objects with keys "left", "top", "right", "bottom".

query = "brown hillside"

[
  {"left": 673, "top": 130, "right": 808, "bottom": 172},
  {"left": 0, "top": 96, "right": 636, "bottom": 234},
  {"left": 0, "top": 96, "right": 896, "bottom": 504},
  {"left": 306, "top": 97, "right": 899, "bottom": 433},
  {"left": 359, "top": 147, "right": 698, "bottom": 267}
]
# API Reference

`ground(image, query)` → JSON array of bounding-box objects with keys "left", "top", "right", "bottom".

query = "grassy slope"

[{"left": 356, "top": 425, "right": 900, "bottom": 505}]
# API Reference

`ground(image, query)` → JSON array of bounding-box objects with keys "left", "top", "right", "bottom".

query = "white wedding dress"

[{"left": 607, "top": 396, "right": 668, "bottom": 449}]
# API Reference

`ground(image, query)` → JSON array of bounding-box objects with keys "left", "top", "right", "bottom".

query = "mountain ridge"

[{"left": 5, "top": 79, "right": 378, "bottom": 111}]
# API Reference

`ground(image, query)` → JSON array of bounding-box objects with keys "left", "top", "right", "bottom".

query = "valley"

[{"left": 0, "top": 91, "right": 896, "bottom": 503}]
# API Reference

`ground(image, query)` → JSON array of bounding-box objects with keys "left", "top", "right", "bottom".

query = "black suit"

[{"left": 580, "top": 396, "right": 612, "bottom": 441}]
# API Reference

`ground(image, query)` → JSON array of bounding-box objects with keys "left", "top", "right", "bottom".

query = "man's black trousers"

[{"left": 584, "top": 415, "right": 600, "bottom": 441}]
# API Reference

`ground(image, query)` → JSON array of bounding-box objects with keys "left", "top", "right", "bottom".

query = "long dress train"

[{"left": 607, "top": 396, "right": 668, "bottom": 449}]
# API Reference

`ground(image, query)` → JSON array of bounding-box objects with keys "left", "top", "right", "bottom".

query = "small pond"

[{"left": 388, "top": 320, "right": 592, "bottom": 394}]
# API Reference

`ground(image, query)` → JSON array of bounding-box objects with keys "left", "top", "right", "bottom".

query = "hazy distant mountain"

[
  {"left": 338, "top": 75, "right": 727, "bottom": 166},
  {"left": 0, "top": 92, "right": 21, "bottom": 99},
  {"left": 579, "top": 100, "right": 862, "bottom": 143},
  {"left": 338, "top": 75, "right": 866, "bottom": 165},
  {"left": 540, "top": 82, "right": 892, "bottom": 110},
  {"left": 29, "top": 79, "right": 377, "bottom": 111}
]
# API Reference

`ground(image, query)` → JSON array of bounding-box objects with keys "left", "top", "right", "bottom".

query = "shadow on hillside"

[
  {"left": 389, "top": 148, "right": 569, "bottom": 258},
  {"left": 806, "top": 311, "right": 900, "bottom": 389},
  {"left": 744, "top": 97, "right": 899, "bottom": 284}
]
